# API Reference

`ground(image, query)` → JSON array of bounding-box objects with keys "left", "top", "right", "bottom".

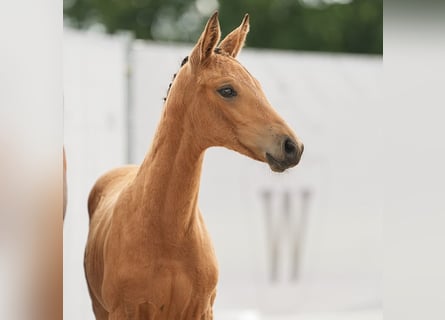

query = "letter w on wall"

[{"left": 261, "top": 189, "right": 311, "bottom": 283}]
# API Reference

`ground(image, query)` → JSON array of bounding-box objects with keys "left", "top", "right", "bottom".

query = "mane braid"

[
  {"left": 163, "top": 48, "right": 225, "bottom": 102},
  {"left": 163, "top": 56, "right": 189, "bottom": 102}
]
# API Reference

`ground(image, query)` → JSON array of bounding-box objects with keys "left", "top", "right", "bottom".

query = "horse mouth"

[{"left": 266, "top": 153, "right": 292, "bottom": 173}]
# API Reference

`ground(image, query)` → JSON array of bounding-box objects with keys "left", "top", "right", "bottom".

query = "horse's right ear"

[{"left": 189, "top": 12, "right": 221, "bottom": 68}]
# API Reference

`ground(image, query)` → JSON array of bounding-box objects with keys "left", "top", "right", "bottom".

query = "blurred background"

[
  {"left": 63, "top": 0, "right": 382, "bottom": 319},
  {"left": 64, "top": 0, "right": 382, "bottom": 54}
]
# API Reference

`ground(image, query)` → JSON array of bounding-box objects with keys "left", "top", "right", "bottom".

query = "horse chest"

[
  {"left": 145, "top": 237, "right": 219, "bottom": 295},
  {"left": 103, "top": 224, "right": 219, "bottom": 315}
]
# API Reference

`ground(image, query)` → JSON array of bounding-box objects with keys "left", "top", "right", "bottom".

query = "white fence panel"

[{"left": 63, "top": 29, "right": 128, "bottom": 320}]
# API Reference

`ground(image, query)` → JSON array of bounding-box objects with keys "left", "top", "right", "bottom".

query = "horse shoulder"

[{"left": 87, "top": 165, "right": 139, "bottom": 220}]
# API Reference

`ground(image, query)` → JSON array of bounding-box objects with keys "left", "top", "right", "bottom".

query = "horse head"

[{"left": 167, "top": 12, "right": 304, "bottom": 172}]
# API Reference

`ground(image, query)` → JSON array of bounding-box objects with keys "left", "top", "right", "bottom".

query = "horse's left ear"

[
  {"left": 190, "top": 12, "right": 221, "bottom": 68},
  {"left": 219, "top": 14, "right": 250, "bottom": 58}
]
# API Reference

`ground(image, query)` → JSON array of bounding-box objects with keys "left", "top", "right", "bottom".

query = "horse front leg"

[
  {"left": 200, "top": 291, "right": 216, "bottom": 320},
  {"left": 91, "top": 299, "right": 109, "bottom": 320},
  {"left": 108, "top": 307, "right": 127, "bottom": 320},
  {"left": 108, "top": 302, "right": 158, "bottom": 320}
]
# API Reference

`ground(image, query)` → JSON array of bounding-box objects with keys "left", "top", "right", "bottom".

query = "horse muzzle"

[{"left": 265, "top": 137, "right": 304, "bottom": 172}]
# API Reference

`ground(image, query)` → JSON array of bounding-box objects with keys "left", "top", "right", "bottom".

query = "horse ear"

[
  {"left": 219, "top": 14, "right": 250, "bottom": 58},
  {"left": 189, "top": 12, "right": 221, "bottom": 68}
]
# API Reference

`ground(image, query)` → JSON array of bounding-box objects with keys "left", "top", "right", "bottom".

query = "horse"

[{"left": 84, "top": 12, "right": 304, "bottom": 320}]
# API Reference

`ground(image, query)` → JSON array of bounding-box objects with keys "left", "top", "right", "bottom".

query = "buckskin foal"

[{"left": 84, "top": 12, "right": 304, "bottom": 320}]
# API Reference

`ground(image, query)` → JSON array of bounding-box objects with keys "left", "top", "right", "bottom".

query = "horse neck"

[{"left": 132, "top": 97, "right": 205, "bottom": 237}]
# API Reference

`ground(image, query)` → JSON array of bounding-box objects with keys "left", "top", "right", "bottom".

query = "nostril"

[{"left": 284, "top": 138, "right": 296, "bottom": 156}]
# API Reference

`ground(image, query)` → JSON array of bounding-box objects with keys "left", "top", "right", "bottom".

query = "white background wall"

[
  {"left": 63, "top": 29, "right": 128, "bottom": 319},
  {"left": 63, "top": 29, "right": 382, "bottom": 319}
]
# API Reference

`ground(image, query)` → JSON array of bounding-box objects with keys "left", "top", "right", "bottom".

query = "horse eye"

[{"left": 217, "top": 86, "right": 237, "bottom": 98}]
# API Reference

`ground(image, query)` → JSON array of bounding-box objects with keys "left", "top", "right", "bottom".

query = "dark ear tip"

[
  {"left": 241, "top": 13, "right": 250, "bottom": 32},
  {"left": 207, "top": 11, "right": 219, "bottom": 27}
]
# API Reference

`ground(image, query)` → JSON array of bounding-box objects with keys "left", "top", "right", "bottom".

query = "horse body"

[
  {"left": 85, "top": 12, "right": 303, "bottom": 319},
  {"left": 85, "top": 115, "right": 218, "bottom": 319}
]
